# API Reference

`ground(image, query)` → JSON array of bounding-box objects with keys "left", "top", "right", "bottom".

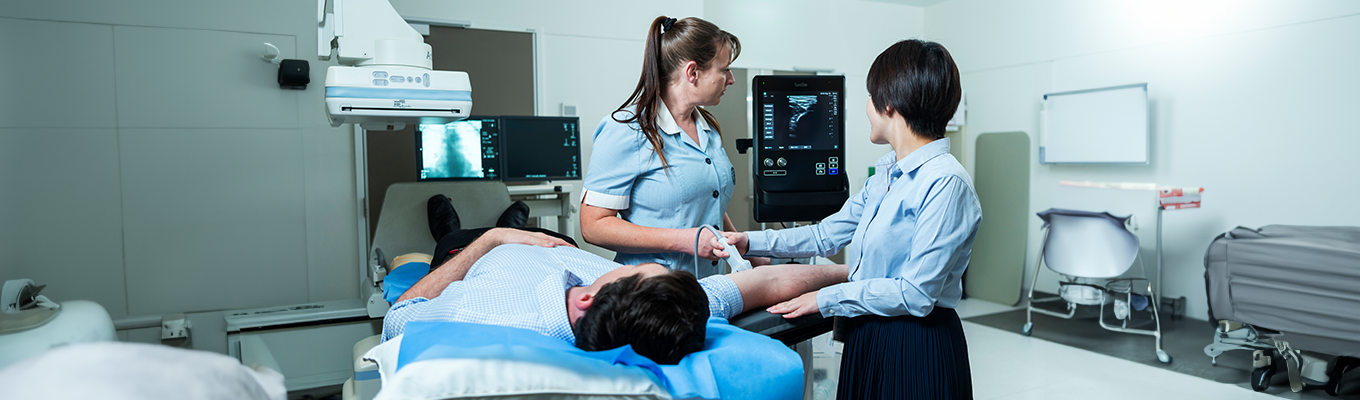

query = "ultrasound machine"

[{"left": 740, "top": 75, "right": 849, "bottom": 223}]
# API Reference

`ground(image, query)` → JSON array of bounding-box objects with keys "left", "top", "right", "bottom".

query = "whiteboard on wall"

[{"left": 1040, "top": 83, "right": 1148, "bottom": 164}]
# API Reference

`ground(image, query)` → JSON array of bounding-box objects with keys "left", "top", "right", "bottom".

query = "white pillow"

[
  {"left": 364, "top": 335, "right": 670, "bottom": 400},
  {"left": 0, "top": 342, "right": 286, "bottom": 400}
]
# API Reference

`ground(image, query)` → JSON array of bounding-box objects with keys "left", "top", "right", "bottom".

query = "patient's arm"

[
  {"left": 397, "top": 228, "right": 573, "bottom": 303},
  {"left": 725, "top": 264, "right": 848, "bottom": 315}
]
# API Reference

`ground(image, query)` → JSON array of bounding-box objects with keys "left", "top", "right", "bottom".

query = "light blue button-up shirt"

[
  {"left": 382, "top": 244, "right": 744, "bottom": 343},
  {"left": 745, "top": 138, "right": 981, "bottom": 318},
  {"left": 582, "top": 102, "right": 736, "bottom": 274}
]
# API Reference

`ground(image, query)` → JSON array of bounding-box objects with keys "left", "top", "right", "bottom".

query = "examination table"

[{"left": 346, "top": 181, "right": 834, "bottom": 400}]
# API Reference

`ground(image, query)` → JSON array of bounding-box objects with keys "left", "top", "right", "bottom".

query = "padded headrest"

[{"left": 371, "top": 182, "right": 512, "bottom": 265}]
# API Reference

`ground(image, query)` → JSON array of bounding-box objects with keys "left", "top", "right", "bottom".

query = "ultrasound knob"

[
  {"left": 776, "top": 158, "right": 787, "bottom": 167},
  {"left": 763, "top": 158, "right": 774, "bottom": 167}
]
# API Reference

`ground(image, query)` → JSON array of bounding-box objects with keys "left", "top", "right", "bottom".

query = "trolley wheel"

[
  {"left": 1021, "top": 322, "right": 1033, "bottom": 336},
  {"left": 1326, "top": 356, "right": 1359, "bottom": 396},
  {"left": 1252, "top": 365, "right": 1275, "bottom": 392}
]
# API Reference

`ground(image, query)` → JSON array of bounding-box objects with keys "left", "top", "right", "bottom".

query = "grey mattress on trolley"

[{"left": 1204, "top": 225, "right": 1360, "bottom": 357}]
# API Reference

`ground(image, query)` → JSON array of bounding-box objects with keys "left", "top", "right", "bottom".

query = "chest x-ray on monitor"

[{"left": 418, "top": 117, "right": 502, "bottom": 181}]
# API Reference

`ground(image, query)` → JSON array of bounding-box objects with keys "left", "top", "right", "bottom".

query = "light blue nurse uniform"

[{"left": 582, "top": 101, "right": 735, "bottom": 276}]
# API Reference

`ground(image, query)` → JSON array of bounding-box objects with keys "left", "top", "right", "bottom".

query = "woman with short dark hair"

[{"left": 722, "top": 39, "right": 980, "bottom": 399}]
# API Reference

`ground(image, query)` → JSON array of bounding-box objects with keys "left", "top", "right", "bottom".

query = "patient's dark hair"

[
  {"left": 574, "top": 270, "right": 708, "bottom": 364},
  {"left": 867, "top": 39, "right": 961, "bottom": 140}
]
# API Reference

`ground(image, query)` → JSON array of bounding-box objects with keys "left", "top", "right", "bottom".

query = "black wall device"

[
  {"left": 749, "top": 75, "right": 848, "bottom": 222},
  {"left": 278, "top": 59, "right": 310, "bottom": 90}
]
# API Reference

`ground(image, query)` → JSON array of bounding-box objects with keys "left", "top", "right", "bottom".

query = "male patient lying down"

[{"left": 382, "top": 227, "right": 848, "bottom": 364}]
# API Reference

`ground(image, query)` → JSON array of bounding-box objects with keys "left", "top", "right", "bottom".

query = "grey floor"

[{"left": 958, "top": 298, "right": 1360, "bottom": 400}]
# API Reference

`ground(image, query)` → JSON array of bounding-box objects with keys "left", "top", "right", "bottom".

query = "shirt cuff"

[
  {"left": 816, "top": 287, "right": 840, "bottom": 318},
  {"left": 744, "top": 230, "right": 771, "bottom": 256},
  {"left": 699, "top": 274, "right": 743, "bottom": 320},
  {"left": 391, "top": 296, "right": 427, "bottom": 311},
  {"left": 582, "top": 189, "right": 629, "bottom": 210}
]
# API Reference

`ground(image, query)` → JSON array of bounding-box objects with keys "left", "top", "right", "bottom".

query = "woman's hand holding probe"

[
  {"left": 767, "top": 291, "right": 820, "bottom": 319},
  {"left": 488, "top": 228, "right": 576, "bottom": 248},
  {"left": 710, "top": 232, "right": 749, "bottom": 259},
  {"left": 710, "top": 231, "right": 771, "bottom": 266},
  {"left": 688, "top": 227, "right": 724, "bottom": 260}
]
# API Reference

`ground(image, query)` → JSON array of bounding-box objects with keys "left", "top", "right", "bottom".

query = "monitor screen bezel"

[{"left": 498, "top": 115, "right": 583, "bottom": 182}]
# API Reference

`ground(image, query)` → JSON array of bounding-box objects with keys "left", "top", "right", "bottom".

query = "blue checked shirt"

[
  {"left": 381, "top": 244, "right": 744, "bottom": 343},
  {"left": 745, "top": 138, "right": 982, "bottom": 319},
  {"left": 582, "top": 102, "right": 736, "bottom": 274}
]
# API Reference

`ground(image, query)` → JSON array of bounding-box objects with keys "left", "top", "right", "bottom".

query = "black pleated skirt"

[{"left": 836, "top": 308, "right": 972, "bottom": 400}]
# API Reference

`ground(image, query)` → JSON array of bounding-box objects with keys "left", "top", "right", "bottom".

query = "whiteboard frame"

[{"left": 1039, "top": 83, "right": 1149, "bottom": 165}]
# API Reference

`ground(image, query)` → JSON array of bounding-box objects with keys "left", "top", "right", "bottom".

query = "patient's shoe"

[
  {"left": 496, "top": 201, "right": 530, "bottom": 229},
  {"left": 428, "top": 194, "right": 461, "bottom": 241}
]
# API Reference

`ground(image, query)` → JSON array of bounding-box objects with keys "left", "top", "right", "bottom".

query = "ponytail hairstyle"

[{"left": 614, "top": 16, "right": 741, "bottom": 170}]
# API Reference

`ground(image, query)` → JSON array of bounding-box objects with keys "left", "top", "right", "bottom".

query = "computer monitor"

[
  {"left": 499, "top": 116, "right": 581, "bottom": 182},
  {"left": 416, "top": 116, "right": 502, "bottom": 181}
]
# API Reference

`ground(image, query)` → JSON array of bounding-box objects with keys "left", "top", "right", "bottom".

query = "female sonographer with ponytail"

[{"left": 580, "top": 16, "right": 751, "bottom": 274}]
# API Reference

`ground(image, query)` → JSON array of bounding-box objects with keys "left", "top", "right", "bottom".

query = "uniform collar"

[
  {"left": 878, "top": 137, "right": 951, "bottom": 176},
  {"left": 657, "top": 99, "right": 715, "bottom": 136}
]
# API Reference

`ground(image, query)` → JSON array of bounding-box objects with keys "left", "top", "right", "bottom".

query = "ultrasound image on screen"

[
  {"left": 762, "top": 91, "right": 840, "bottom": 150},
  {"left": 418, "top": 118, "right": 500, "bottom": 180}
]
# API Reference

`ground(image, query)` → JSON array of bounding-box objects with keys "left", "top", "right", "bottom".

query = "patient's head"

[{"left": 573, "top": 266, "right": 708, "bottom": 364}]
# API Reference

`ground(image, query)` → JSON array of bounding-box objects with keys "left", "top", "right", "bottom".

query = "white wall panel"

[
  {"left": 119, "top": 128, "right": 308, "bottom": 315},
  {"left": 0, "top": 0, "right": 313, "bottom": 37},
  {"left": 0, "top": 18, "right": 117, "bottom": 128},
  {"left": 0, "top": 129, "right": 127, "bottom": 317},
  {"left": 1, "top": 1, "right": 360, "bottom": 326},
  {"left": 302, "top": 128, "right": 360, "bottom": 300},
  {"left": 928, "top": 0, "right": 1360, "bottom": 73},
  {"left": 113, "top": 26, "right": 299, "bottom": 129}
]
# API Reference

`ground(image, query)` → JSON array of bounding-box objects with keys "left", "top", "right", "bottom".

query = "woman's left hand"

[{"left": 768, "top": 291, "right": 820, "bottom": 319}]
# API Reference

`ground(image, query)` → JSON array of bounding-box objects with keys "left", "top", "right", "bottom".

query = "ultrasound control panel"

[{"left": 753, "top": 76, "right": 846, "bottom": 193}]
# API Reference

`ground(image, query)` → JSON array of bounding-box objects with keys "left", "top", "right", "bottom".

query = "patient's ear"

[{"left": 571, "top": 292, "right": 595, "bottom": 311}]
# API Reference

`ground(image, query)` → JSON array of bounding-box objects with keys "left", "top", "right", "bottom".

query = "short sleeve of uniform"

[
  {"left": 582, "top": 115, "right": 644, "bottom": 210},
  {"left": 699, "top": 274, "right": 743, "bottom": 320}
]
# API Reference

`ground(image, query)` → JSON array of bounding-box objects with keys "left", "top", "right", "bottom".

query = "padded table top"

[{"left": 729, "top": 309, "right": 833, "bottom": 346}]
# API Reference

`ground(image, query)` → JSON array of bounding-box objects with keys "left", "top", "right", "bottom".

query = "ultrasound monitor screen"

[
  {"left": 500, "top": 116, "right": 581, "bottom": 181},
  {"left": 417, "top": 117, "right": 501, "bottom": 181},
  {"left": 760, "top": 91, "right": 841, "bottom": 151}
]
